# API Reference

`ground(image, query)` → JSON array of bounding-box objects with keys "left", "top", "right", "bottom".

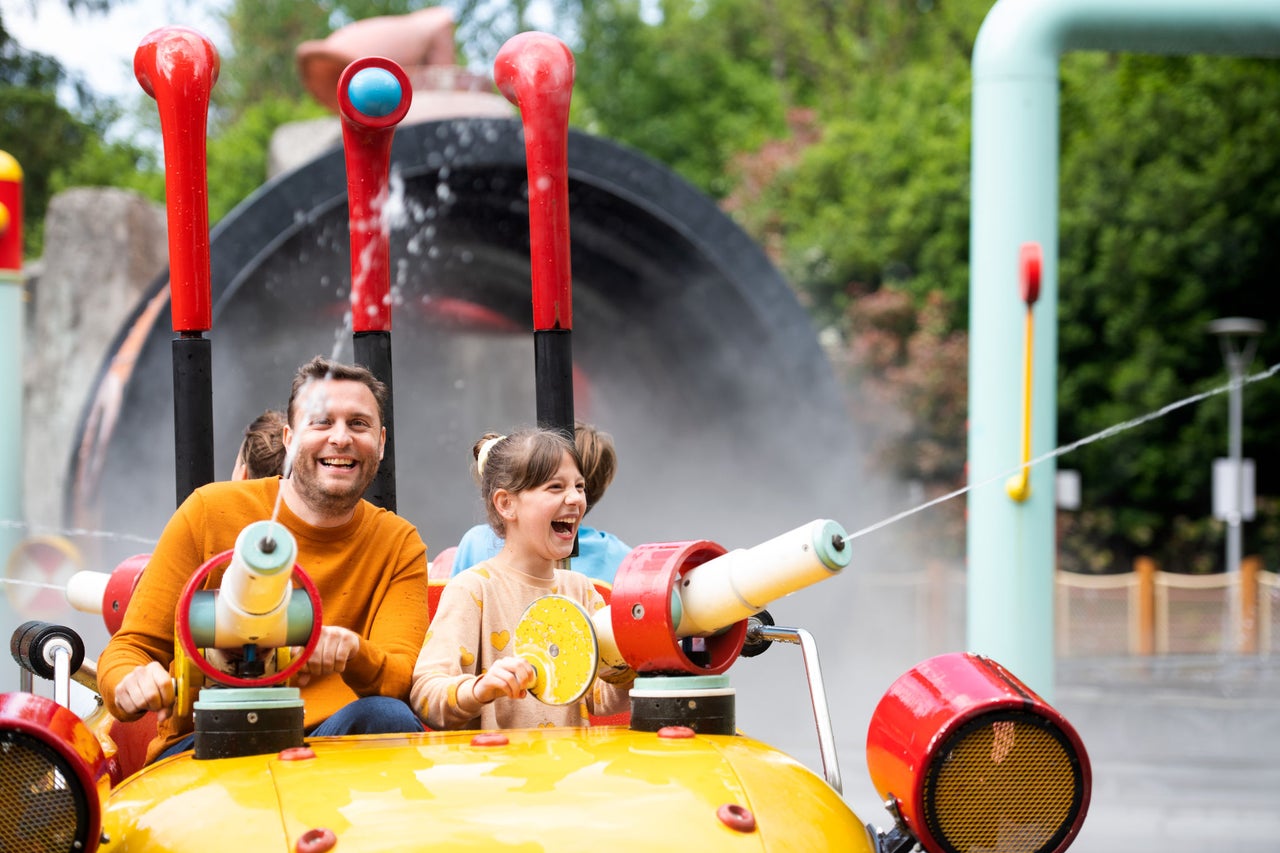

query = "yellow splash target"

[{"left": 515, "top": 594, "right": 599, "bottom": 705}]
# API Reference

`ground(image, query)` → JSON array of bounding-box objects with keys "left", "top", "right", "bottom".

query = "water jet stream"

[{"left": 839, "top": 361, "right": 1280, "bottom": 547}]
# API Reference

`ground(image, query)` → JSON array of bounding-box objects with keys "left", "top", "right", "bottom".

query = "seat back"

[
  {"left": 83, "top": 698, "right": 157, "bottom": 785},
  {"left": 428, "top": 547, "right": 457, "bottom": 581},
  {"left": 107, "top": 712, "right": 158, "bottom": 782}
]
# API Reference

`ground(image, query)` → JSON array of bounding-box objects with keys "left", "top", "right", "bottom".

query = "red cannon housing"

[
  {"left": 0, "top": 691, "right": 110, "bottom": 852},
  {"left": 866, "top": 652, "right": 1091, "bottom": 853}
]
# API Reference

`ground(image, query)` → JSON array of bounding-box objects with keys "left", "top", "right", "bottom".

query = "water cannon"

[
  {"left": 600, "top": 518, "right": 850, "bottom": 674},
  {"left": 337, "top": 54, "right": 414, "bottom": 512},
  {"left": 67, "top": 553, "right": 149, "bottom": 636},
  {"left": 179, "top": 521, "right": 318, "bottom": 666},
  {"left": 135, "top": 25, "right": 220, "bottom": 502},
  {"left": 171, "top": 521, "right": 323, "bottom": 759},
  {"left": 494, "top": 31, "right": 577, "bottom": 435},
  {"left": 514, "top": 519, "right": 851, "bottom": 741}
]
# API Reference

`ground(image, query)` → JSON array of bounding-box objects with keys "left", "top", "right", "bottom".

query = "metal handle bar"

[{"left": 746, "top": 618, "right": 842, "bottom": 794}]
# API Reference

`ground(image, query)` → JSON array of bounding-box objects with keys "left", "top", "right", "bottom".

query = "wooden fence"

[
  {"left": 1055, "top": 556, "right": 1280, "bottom": 657},
  {"left": 838, "top": 559, "right": 1278, "bottom": 660}
]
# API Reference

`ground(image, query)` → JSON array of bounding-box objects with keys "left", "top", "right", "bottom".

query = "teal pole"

[{"left": 969, "top": 0, "right": 1280, "bottom": 698}]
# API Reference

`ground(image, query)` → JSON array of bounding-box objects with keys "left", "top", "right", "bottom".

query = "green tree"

[
  {"left": 216, "top": 0, "right": 426, "bottom": 122},
  {"left": 572, "top": 0, "right": 788, "bottom": 197},
  {"left": 714, "top": 0, "right": 983, "bottom": 323},
  {"left": 449, "top": 0, "right": 546, "bottom": 66},
  {"left": 1056, "top": 53, "right": 1280, "bottom": 570},
  {"left": 723, "top": 4, "right": 1280, "bottom": 572},
  {"left": 760, "top": 61, "right": 971, "bottom": 325},
  {"left": 216, "top": 0, "right": 333, "bottom": 122}
]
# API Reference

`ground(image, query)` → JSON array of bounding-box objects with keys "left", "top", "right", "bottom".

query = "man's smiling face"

[{"left": 283, "top": 378, "right": 385, "bottom": 520}]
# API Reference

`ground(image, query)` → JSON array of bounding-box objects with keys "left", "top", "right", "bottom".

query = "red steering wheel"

[{"left": 175, "top": 549, "right": 323, "bottom": 688}]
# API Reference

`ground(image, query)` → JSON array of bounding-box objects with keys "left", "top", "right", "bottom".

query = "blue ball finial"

[{"left": 348, "top": 67, "right": 402, "bottom": 118}]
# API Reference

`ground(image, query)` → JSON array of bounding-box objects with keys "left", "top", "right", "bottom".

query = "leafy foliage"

[
  {"left": 761, "top": 65, "right": 971, "bottom": 325},
  {"left": 206, "top": 97, "right": 328, "bottom": 223},
  {"left": 571, "top": 0, "right": 789, "bottom": 197},
  {"left": 0, "top": 24, "right": 158, "bottom": 256},
  {"left": 1056, "top": 53, "right": 1280, "bottom": 569},
  {"left": 216, "top": 0, "right": 423, "bottom": 124},
  {"left": 724, "top": 8, "right": 1280, "bottom": 570}
]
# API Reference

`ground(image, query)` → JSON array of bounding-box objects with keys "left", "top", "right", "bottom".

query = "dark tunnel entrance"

[{"left": 69, "top": 117, "right": 858, "bottom": 567}]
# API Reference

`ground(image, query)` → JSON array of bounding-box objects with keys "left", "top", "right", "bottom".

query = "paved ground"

[
  {"left": 737, "top": 651, "right": 1280, "bottom": 852},
  {"left": 1053, "top": 656, "right": 1280, "bottom": 852}
]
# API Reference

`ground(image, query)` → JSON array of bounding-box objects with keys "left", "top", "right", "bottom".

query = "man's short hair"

[{"left": 287, "top": 355, "right": 388, "bottom": 428}]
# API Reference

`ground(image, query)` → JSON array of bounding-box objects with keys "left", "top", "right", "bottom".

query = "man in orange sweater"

[{"left": 99, "top": 356, "right": 429, "bottom": 763}]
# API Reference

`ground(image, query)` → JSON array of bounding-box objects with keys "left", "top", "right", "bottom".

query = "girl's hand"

[{"left": 472, "top": 656, "right": 536, "bottom": 704}]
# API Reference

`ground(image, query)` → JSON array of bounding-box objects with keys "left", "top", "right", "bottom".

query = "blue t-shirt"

[{"left": 450, "top": 523, "right": 631, "bottom": 584}]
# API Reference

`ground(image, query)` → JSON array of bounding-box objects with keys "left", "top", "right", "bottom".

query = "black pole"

[
  {"left": 173, "top": 334, "right": 214, "bottom": 506},
  {"left": 354, "top": 330, "right": 396, "bottom": 512},
  {"left": 534, "top": 329, "right": 574, "bottom": 440},
  {"left": 535, "top": 329, "right": 575, "bottom": 556}
]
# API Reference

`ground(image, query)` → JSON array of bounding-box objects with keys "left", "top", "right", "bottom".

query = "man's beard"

[{"left": 289, "top": 457, "right": 374, "bottom": 513}]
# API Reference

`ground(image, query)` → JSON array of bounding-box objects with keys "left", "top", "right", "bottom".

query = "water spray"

[{"left": 838, "top": 359, "right": 1280, "bottom": 548}]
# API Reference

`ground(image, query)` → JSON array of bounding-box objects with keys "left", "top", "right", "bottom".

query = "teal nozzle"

[
  {"left": 235, "top": 520, "right": 296, "bottom": 575},
  {"left": 810, "top": 519, "right": 852, "bottom": 571}
]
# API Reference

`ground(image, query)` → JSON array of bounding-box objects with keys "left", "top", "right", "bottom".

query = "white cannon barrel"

[
  {"left": 593, "top": 519, "right": 850, "bottom": 671},
  {"left": 595, "top": 615, "right": 625, "bottom": 671},
  {"left": 65, "top": 571, "right": 109, "bottom": 615},
  {"left": 193, "top": 521, "right": 297, "bottom": 647},
  {"left": 675, "top": 519, "right": 849, "bottom": 636}
]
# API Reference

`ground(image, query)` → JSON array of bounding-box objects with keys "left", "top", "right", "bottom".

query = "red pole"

[
  {"left": 494, "top": 33, "right": 575, "bottom": 333},
  {"left": 337, "top": 57, "right": 412, "bottom": 512},
  {"left": 135, "top": 27, "right": 219, "bottom": 505},
  {"left": 1006, "top": 241, "right": 1041, "bottom": 503},
  {"left": 135, "top": 26, "right": 218, "bottom": 334},
  {"left": 494, "top": 32, "right": 576, "bottom": 436},
  {"left": 337, "top": 57, "right": 412, "bottom": 334},
  {"left": 1, "top": 150, "right": 23, "bottom": 571},
  {"left": 0, "top": 150, "right": 21, "bottom": 273},
  {"left": 1020, "top": 241, "right": 1042, "bottom": 307}
]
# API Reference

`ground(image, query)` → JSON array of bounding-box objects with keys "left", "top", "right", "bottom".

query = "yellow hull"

[{"left": 100, "top": 726, "right": 875, "bottom": 852}]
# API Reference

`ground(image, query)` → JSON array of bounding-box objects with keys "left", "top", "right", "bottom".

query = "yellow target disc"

[{"left": 515, "top": 594, "right": 598, "bottom": 706}]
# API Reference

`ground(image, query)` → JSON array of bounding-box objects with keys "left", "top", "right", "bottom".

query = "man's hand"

[
  {"left": 471, "top": 656, "right": 536, "bottom": 704},
  {"left": 114, "top": 661, "right": 175, "bottom": 722},
  {"left": 294, "top": 626, "right": 361, "bottom": 687}
]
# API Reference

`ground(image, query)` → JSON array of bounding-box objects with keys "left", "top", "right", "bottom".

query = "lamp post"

[
  {"left": 1208, "top": 317, "right": 1264, "bottom": 654},
  {"left": 1207, "top": 317, "right": 1264, "bottom": 577}
]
